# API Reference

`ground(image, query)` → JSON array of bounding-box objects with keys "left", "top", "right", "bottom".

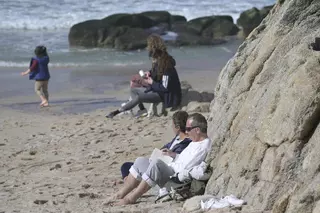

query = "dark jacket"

[
  {"left": 29, "top": 56, "right": 50, "bottom": 81},
  {"left": 161, "top": 136, "right": 192, "bottom": 154},
  {"left": 146, "top": 57, "right": 182, "bottom": 108}
]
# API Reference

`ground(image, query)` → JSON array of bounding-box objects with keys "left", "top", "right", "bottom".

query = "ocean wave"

[
  {"left": 0, "top": 61, "right": 144, "bottom": 68},
  {"left": 0, "top": 0, "right": 275, "bottom": 30}
]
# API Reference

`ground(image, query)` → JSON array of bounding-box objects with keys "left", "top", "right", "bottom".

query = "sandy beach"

[
  {"left": 1, "top": 106, "right": 203, "bottom": 213},
  {"left": 0, "top": 36, "right": 243, "bottom": 213},
  {"left": 0, "top": 62, "right": 220, "bottom": 213}
]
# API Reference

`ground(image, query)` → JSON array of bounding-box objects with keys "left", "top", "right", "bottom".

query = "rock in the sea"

[
  {"left": 68, "top": 20, "right": 103, "bottom": 47},
  {"left": 206, "top": 1, "right": 320, "bottom": 213},
  {"left": 172, "top": 15, "right": 187, "bottom": 23},
  {"left": 114, "top": 27, "right": 149, "bottom": 50},
  {"left": 202, "top": 16, "right": 239, "bottom": 39},
  {"left": 237, "top": 5, "right": 274, "bottom": 38},
  {"left": 69, "top": 13, "right": 154, "bottom": 49},
  {"left": 140, "top": 11, "right": 172, "bottom": 28},
  {"left": 69, "top": 11, "right": 239, "bottom": 50}
]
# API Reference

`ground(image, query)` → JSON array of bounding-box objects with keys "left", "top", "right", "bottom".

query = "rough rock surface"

[{"left": 205, "top": 0, "right": 320, "bottom": 213}]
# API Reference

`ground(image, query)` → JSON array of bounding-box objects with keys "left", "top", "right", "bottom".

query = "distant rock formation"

[
  {"left": 68, "top": 11, "right": 239, "bottom": 50},
  {"left": 237, "top": 5, "right": 273, "bottom": 38},
  {"left": 204, "top": 0, "right": 320, "bottom": 212}
]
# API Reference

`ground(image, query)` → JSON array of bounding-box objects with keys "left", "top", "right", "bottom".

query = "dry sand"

[
  {"left": 1, "top": 107, "right": 201, "bottom": 213},
  {"left": 0, "top": 67, "right": 218, "bottom": 213}
]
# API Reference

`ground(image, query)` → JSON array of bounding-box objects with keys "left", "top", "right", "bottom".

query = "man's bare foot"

[
  {"left": 115, "top": 197, "right": 134, "bottom": 206},
  {"left": 102, "top": 198, "right": 117, "bottom": 206},
  {"left": 102, "top": 192, "right": 123, "bottom": 206}
]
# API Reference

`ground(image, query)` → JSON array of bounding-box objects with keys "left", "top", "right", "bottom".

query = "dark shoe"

[{"left": 106, "top": 110, "right": 120, "bottom": 118}]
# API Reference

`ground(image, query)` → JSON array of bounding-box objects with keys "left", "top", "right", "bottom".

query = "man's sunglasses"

[{"left": 185, "top": 126, "right": 199, "bottom": 132}]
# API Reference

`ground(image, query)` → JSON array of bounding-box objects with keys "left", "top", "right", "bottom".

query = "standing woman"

[
  {"left": 106, "top": 35, "right": 182, "bottom": 118},
  {"left": 21, "top": 46, "right": 50, "bottom": 107}
]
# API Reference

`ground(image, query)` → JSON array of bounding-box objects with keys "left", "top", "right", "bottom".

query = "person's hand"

[
  {"left": 162, "top": 148, "right": 176, "bottom": 158},
  {"left": 20, "top": 71, "right": 27, "bottom": 76},
  {"left": 146, "top": 77, "right": 153, "bottom": 85},
  {"left": 145, "top": 71, "right": 151, "bottom": 77}
]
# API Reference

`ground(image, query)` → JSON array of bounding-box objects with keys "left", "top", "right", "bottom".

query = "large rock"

[
  {"left": 237, "top": 5, "right": 274, "bottom": 38},
  {"left": 172, "top": 15, "right": 187, "bottom": 23},
  {"left": 68, "top": 20, "right": 103, "bottom": 47},
  {"left": 187, "top": 16, "right": 215, "bottom": 35},
  {"left": 99, "top": 26, "right": 128, "bottom": 47},
  {"left": 140, "top": 11, "right": 172, "bottom": 28},
  {"left": 69, "top": 11, "right": 241, "bottom": 50},
  {"left": 69, "top": 13, "right": 155, "bottom": 49},
  {"left": 180, "top": 81, "right": 215, "bottom": 107},
  {"left": 114, "top": 28, "right": 149, "bottom": 50},
  {"left": 206, "top": 1, "right": 320, "bottom": 213},
  {"left": 202, "top": 16, "right": 239, "bottom": 39},
  {"left": 237, "top": 7, "right": 262, "bottom": 38},
  {"left": 100, "top": 13, "right": 130, "bottom": 26},
  {"left": 108, "top": 14, "right": 155, "bottom": 29},
  {"left": 186, "top": 102, "right": 211, "bottom": 113}
]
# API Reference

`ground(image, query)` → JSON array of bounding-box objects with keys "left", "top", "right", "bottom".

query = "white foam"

[
  {"left": 0, "top": 61, "right": 28, "bottom": 68},
  {"left": 0, "top": 61, "right": 144, "bottom": 68},
  {"left": 0, "top": 0, "right": 275, "bottom": 30},
  {"left": 161, "top": 31, "right": 178, "bottom": 41}
]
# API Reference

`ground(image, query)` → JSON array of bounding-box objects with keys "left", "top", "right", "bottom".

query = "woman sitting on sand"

[
  {"left": 21, "top": 46, "right": 50, "bottom": 107},
  {"left": 119, "top": 111, "right": 192, "bottom": 198},
  {"left": 105, "top": 35, "right": 182, "bottom": 118}
]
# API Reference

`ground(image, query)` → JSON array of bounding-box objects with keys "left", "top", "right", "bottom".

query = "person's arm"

[
  {"left": 171, "top": 147, "right": 208, "bottom": 173},
  {"left": 176, "top": 149, "right": 208, "bottom": 182},
  {"left": 149, "top": 74, "right": 170, "bottom": 92},
  {"left": 162, "top": 149, "right": 177, "bottom": 158},
  {"left": 161, "top": 143, "right": 171, "bottom": 150},
  {"left": 146, "top": 68, "right": 173, "bottom": 93},
  {"left": 21, "top": 60, "right": 37, "bottom": 76}
]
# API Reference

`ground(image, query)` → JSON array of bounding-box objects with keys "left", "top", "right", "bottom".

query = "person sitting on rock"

[
  {"left": 105, "top": 34, "right": 182, "bottom": 118},
  {"left": 120, "top": 110, "right": 192, "bottom": 197},
  {"left": 105, "top": 113, "right": 212, "bottom": 206}
]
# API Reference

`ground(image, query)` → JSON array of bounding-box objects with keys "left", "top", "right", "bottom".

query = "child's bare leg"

[{"left": 35, "top": 82, "right": 48, "bottom": 106}]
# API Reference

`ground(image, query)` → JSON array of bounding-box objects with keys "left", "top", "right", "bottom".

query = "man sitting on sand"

[
  {"left": 107, "top": 113, "right": 212, "bottom": 205},
  {"left": 120, "top": 110, "right": 192, "bottom": 198}
]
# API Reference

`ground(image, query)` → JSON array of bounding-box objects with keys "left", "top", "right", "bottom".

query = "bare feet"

[
  {"left": 40, "top": 101, "right": 49, "bottom": 107},
  {"left": 102, "top": 198, "right": 117, "bottom": 206},
  {"left": 102, "top": 192, "right": 124, "bottom": 206},
  {"left": 115, "top": 197, "right": 134, "bottom": 206}
]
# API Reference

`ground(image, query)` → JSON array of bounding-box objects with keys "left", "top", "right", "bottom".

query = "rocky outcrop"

[
  {"left": 205, "top": 0, "right": 320, "bottom": 213},
  {"left": 68, "top": 11, "right": 239, "bottom": 50},
  {"left": 237, "top": 5, "right": 274, "bottom": 38}
]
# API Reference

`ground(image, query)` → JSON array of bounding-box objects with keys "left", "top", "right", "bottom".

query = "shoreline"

[
  {"left": 0, "top": 68, "right": 220, "bottom": 116},
  {"left": 0, "top": 38, "right": 241, "bottom": 115}
]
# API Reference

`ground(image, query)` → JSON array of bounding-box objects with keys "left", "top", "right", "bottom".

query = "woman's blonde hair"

[{"left": 147, "top": 34, "right": 174, "bottom": 81}]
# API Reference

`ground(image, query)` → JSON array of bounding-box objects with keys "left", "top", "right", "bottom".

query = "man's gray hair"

[{"left": 188, "top": 113, "right": 207, "bottom": 133}]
